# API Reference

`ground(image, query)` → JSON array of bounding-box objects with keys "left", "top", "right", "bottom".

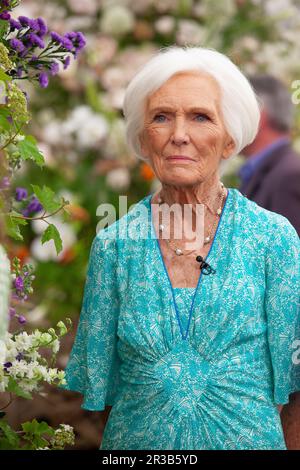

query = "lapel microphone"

[{"left": 196, "top": 255, "right": 216, "bottom": 275}]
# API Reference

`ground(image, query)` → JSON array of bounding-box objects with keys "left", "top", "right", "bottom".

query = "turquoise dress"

[{"left": 60, "top": 188, "right": 300, "bottom": 450}]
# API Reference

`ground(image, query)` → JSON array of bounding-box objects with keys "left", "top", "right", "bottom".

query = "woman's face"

[{"left": 139, "top": 71, "right": 235, "bottom": 187}]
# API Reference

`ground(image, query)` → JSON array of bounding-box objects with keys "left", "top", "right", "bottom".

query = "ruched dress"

[{"left": 60, "top": 188, "right": 300, "bottom": 450}]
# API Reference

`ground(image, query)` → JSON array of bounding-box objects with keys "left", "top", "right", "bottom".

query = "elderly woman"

[{"left": 61, "top": 46, "right": 300, "bottom": 450}]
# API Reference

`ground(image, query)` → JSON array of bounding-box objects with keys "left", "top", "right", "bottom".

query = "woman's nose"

[{"left": 170, "top": 119, "right": 190, "bottom": 145}]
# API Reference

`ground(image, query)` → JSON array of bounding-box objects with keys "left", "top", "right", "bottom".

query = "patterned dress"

[{"left": 61, "top": 188, "right": 300, "bottom": 450}]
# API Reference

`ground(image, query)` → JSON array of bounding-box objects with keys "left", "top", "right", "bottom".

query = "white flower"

[
  {"left": 106, "top": 167, "right": 131, "bottom": 192},
  {"left": 61, "top": 106, "right": 109, "bottom": 150},
  {"left": 99, "top": 5, "right": 135, "bottom": 36},
  {"left": 176, "top": 20, "right": 206, "bottom": 46},
  {"left": 0, "top": 340, "right": 7, "bottom": 364},
  {"left": 51, "top": 339, "right": 60, "bottom": 354},
  {"left": 77, "top": 114, "right": 108, "bottom": 149},
  {"left": 103, "top": 118, "right": 135, "bottom": 165},
  {"left": 42, "top": 120, "right": 66, "bottom": 146},
  {"left": 101, "top": 66, "right": 128, "bottom": 91},
  {"left": 67, "top": 0, "right": 98, "bottom": 15},
  {"left": 9, "top": 359, "right": 30, "bottom": 379},
  {"left": 58, "top": 424, "right": 73, "bottom": 432},
  {"left": 14, "top": 332, "right": 34, "bottom": 351},
  {"left": 263, "top": 0, "right": 294, "bottom": 16},
  {"left": 154, "top": 16, "right": 175, "bottom": 35}
]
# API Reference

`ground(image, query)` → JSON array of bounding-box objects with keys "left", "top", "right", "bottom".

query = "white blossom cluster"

[{"left": 0, "top": 323, "right": 68, "bottom": 394}]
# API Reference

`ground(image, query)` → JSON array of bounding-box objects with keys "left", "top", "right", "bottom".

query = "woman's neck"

[{"left": 157, "top": 177, "right": 226, "bottom": 212}]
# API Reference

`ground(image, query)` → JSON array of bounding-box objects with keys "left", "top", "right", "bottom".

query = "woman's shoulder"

[{"left": 231, "top": 188, "right": 299, "bottom": 243}]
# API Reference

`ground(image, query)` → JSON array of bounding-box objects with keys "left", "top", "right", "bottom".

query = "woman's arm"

[{"left": 280, "top": 392, "right": 300, "bottom": 450}]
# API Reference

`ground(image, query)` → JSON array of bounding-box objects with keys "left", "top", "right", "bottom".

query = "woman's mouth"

[{"left": 166, "top": 155, "right": 195, "bottom": 162}]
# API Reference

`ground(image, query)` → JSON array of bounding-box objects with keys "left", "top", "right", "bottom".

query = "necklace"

[{"left": 157, "top": 182, "right": 226, "bottom": 256}]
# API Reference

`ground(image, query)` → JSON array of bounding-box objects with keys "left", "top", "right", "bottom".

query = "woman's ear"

[{"left": 222, "top": 135, "right": 235, "bottom": 160}]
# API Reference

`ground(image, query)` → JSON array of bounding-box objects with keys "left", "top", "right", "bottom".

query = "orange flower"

[
  {"left": 8, "top": 245, "right": 30, "bottom": 266},
  {"left": 64, "top": 204, "right": 90, "bottom": 223},
  {"left": 58, "top": 247, "right": 76, "bottom": 264},
  {"left": 140, "top": 162, "right": 155, "bottom": 181}
]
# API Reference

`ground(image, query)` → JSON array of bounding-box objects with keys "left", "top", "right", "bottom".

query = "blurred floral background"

[{"left": 2, "top": 0, "right": 300, "bottom": 450}]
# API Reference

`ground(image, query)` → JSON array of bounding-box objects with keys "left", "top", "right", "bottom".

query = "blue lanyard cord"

[
  {"left": 172, "top": 282, "right": 202, "bottom": 341},
  {"left": 149, "top": 188, "right": 231, "bottom": 341}
]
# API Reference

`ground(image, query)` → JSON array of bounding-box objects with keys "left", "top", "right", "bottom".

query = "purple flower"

[
  {"left": 64, "top": 32, "right": 77, "bottom": 41},
  {"left": 17, "top": 315, "right": 27, "bottom": 325},
  {"left": 50, "top": 31, "right": 64, "bottom": 45},
  {"left": 15, "top": 186, "right": 28, "bottom": 201},
  {"left": 63, "top": 31, "right": 86, "bottom": 54},
  {"left": 36, "top": 17, "right": 48, "bottom": 37},
  {"left": 38, "top": 72, "right": 48, "bottom": 88},
  {"left": 19, "top": 47, "right": 29, "bottom": 58},
  {"left": 62, "top": 37, "right": 73, "bottom": 51},
  {"left": 74, "top": 32, "right": 86, "bottom": 51},
  {"left": 25, "top": 32, "right": 45, "bottom": 49},
  {"left": 9, "top": 307, "right": 16, "bottom": 318},
  {"left": 18, "top": 15, "right": 33, "bottom": 28},
  {"left": 9, "top": 38, "right": 25, "bottom": 53},
  {"left": 63, "top": 55, "right": 71, "bottom": 70},
  {"left": 16, "top": 352, "right": 24, "bottom": 361},
  {"left": 14, "top": 276, "right": 24, "bottom": 291},
  {"left": 4, "top": 362, "right": 12, "bottom": 372},
  {"left": 0, "top": 11, "right": 11, "bottom": 20},
  {"left": 22, "top": 196, "right": 43, "bottom": 215},
  {"left": 49, "top": 61, "right": 59, "bottom": 76},
  {"left": 9, "top": 18, "right": 21, "bottom": 31}
]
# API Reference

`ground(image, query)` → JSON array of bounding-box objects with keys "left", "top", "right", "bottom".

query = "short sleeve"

[
  {"left": 264, "top": 217, "right": 300, "bottom": 405},
  {"left": 60, "top": 235, "right": 121, "bottom": 411}
]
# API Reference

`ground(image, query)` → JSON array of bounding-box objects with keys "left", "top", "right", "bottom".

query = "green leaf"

[
  {"left": 0, "top": 68, "right": 11, "bottom": 81},
  {"left": 21, "top": 419, "right": 55, "bottom": 448},
  {"left": 0, "top": 419, "right": 19, "bottom": 448},
  {"left": 9, "top": 211, "right": 28, "bottom": 225},
  {"left": 6, "top": 376, "right": 32, "bottom": 400},
  {"left": 31, "top": 184, "right": 61, "bottom": 213},
  {"left": 4, "top": 214, "right": 27, "bottom": 241},
  {"left": 17, "top": 135, "right": 45, "bottom": 167},
  {"left": 0, "top": 19, "right": 9, "bottom": 38},
  {"left": 22, "top": 419, "right": 54, "bottom": 437},
  {"left": 0, "top": 108, "right": 11, "bottom": 130},
  {"left": 0, "top": 113, "right": 10, "bottom": 131},
  {"left": 41, "top": 224, "right": 63, "bottom": 255}
]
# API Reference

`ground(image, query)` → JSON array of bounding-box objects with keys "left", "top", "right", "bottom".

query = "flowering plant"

[
  {"left": 0, "top": 0, "right": 86, "bottom": 450},
  {"left": 0, "top": 313, "right": 75, "bottom": 449}
]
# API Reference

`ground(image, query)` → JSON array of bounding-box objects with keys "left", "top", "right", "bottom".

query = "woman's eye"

[
  {"left": 153, "top": 113, "right": 209, "bottom": 123},
  {"left": 195, "top": 114, "right": 209, "bottom": 122},
  {"left": 153, "top": 114, "right": 166, "bottom": 122}
]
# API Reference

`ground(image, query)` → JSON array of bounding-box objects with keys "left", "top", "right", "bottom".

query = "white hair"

[{"left": 122, "top": 45, "right": 261, "bottom": 175}]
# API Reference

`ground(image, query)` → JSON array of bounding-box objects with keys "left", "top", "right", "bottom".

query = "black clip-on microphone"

[{"left": 195, "top": 255, "right": 216, "bottom": 275}]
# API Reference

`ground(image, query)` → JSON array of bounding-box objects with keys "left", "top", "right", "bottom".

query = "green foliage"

[
  {"left": 41, "top": 223, "right": 63, "bottom": 255},
  {"left": 17, "top": 136, "right": 45, "bottom": 167},
  {"left": 6, "top": 377, "right": 33, "bottom": 400},
  {"left": 31, "top": 184, "right": 62, "bottom": 213},
  {"left": 4, "top": 210, "right": 28, "bottom": 241}
]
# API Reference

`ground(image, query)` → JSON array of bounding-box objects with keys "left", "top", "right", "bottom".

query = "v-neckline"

[{"left": 147, "top": 188, "right": 232, "bottom": 340}]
